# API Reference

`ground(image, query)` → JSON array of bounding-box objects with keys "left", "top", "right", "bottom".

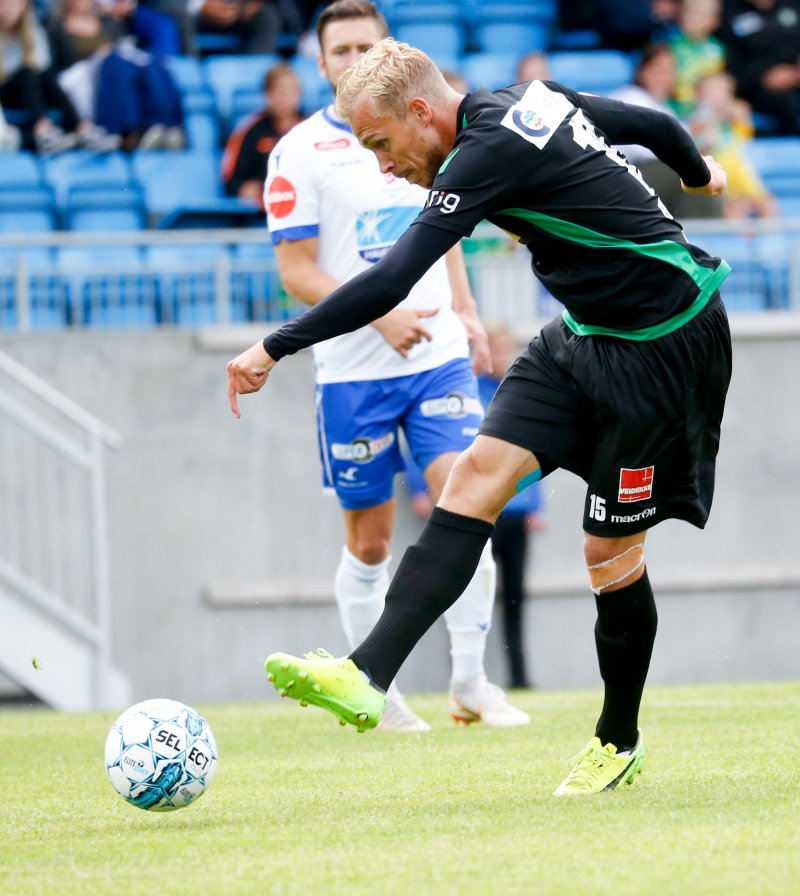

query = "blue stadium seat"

[
  {"left": 394, "top": 23, "right": 465, "bottom": 63},
  {"left": 131, "top": 150, "right": 223, "bottom": 219},
  {"left": 290, "top": 57, "right": 334, "bottom": 114},
  {"left": 0, "top": 247, "right": 65, "bottom": 329},
  {"left": 63, "top": 185, "right": 147, "bottom": 231},
  {"left": 204, "top": 54, "right": 281, "bottom": 122},
  {"left": 229, "top": 88, "right": 264, "bottom": 129},
  {"left": 185, "top": 109, "right": 221, "bottom": 150},
  {"left": 42, "top": 151, "right": 132, "bottom": 207},
  {"left": 145, "top": 243, "right": 242, "bottom": 324},
  {"left": 385, "top": 2, "right": 460, "bottom": 26},
  {"left": 165, "top": 55, "right": 215, "bottom": 114},
  {"left": 473, "top": 21, "right": 551, "bottom": 55},
  {"left": 747, "top": 138, "right": 800, "bottom": 196},
  {"left": 56, "top": 245, "right": 153, "bottom": 327},
  {"left": 0, "top": 151, "right": 43, "bottom": 190},
  {"left": 0, "top": 199, "right": 56, "bottom": 232},
  {"left": 549, "top": 50, "right": 636, "bottom": 96},
  {"left": 462, "top": 53, "right": 518, "bottom": 90}
]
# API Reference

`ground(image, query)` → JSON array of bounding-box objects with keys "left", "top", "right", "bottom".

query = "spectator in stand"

[
  {"left": 49, "top": 0, "right": 185, "bottom": 151},
  {"left": 670, "top": 0, "right": 726, "bottom": 117},
  {"left": 189, "top": 0, "right": 282, "bottom": 54},
  {"left": 718, "top": 0, "right": 800, "bottom": 135},
  {"left": 0, "top": 98, "right": 21, "bottom": 147},
  {"left": 98, "top": 0, "right": 181, "bottom": 57},
  {"left": 611, "top": 42, "right": 724, "bottom": 218},
  {"left": 595, "top": 0, "right": 679, "bottom": 50},
  {"left": 691, "top": 71, "right": 778, "bottom": 216},
  {"left": 0, "top": 0, "right": 118, "bottom": 152},
  {"left": 221, "top": 63, "right": 303, "bottom": 206},
  {"left": 516, "top": 51, "right": 550, "bottom": 83}
]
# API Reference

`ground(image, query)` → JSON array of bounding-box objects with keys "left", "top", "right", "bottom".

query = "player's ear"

[{"left": 408, "top": 97, "right": 433, "bottom": 125}]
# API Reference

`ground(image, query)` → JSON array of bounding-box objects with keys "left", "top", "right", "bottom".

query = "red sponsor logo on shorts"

[
  {"left": 267, "top": 176, "right": 296, "bottom": 218},
  {"left": 314, "top": 138, "right": 350, "bottom": 151},
  {"left": 618, "top": 466, "right": 654, "bottom": 503}
]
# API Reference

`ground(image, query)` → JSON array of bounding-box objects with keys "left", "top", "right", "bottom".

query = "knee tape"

[{"left": 587, "top": 543, "right": 645, "bottom": 595}]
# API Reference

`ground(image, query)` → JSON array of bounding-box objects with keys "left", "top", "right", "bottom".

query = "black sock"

[
  {"left": 594, "top": 569, "right": 658, "bottom": 752},
  {"left": 350, "top": 507, "right": 493, "bottom": 690}
]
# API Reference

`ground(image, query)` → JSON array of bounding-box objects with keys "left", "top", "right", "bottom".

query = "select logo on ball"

[{"left": 268, "top": 176, "right": 297, "bottom": 218}]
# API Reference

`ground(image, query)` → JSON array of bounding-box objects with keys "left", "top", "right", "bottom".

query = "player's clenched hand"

[
  {"left": 372, "top": 307, "right": 438, "bottom": 357},
  {"left": 682, "top": 155, "right": 727, "bottom": 196},
  {"left": 227, "top": 341, "right": 275, "bottom": 418}
]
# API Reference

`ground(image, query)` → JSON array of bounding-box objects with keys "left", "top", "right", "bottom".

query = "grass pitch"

[{"left": 1, "top": 681, "right": 798, "bottom": 896}]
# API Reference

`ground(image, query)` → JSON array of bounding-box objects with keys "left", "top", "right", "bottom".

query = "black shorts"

[{"left": 480, "top": 296, "right": 732, "bottom": 536}]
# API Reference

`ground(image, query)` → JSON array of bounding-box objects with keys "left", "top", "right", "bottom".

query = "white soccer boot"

[
  {"left": 449, "top": 674, "right": 531, "bottom": 727},
  {"left": 376, "top": 682, "right": 432, "bottom": 732}
]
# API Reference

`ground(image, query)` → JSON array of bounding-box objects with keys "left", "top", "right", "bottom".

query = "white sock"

[
  {"left": 334, "top": 546, "right": 391, "bottom": 650},
  {"left": 445, "top": 542, "right": 496, "bottom": 683}
]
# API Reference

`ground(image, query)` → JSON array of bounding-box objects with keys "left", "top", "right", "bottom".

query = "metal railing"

[
  {"left": 0, "top": 219, "right": 798, "bottom": 333},
  {"left": 0, "top": 349, "right": 123, "bottom": 707}
]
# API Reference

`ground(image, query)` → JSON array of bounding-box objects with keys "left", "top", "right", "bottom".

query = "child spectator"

[
  {"left": 221, "top": 63, "right": 302, "bottom": 205},
  {"left": 0, "top": 0, "right": 117, "bottom": 152},
  {"left": 669, "top": 0, "right": 726, "bottom": 117},
  {"left": 49, "top": 0, "right": 185, "bottom": 151},
  {"left": 691, "top": 70, "right": 778, "bottom": 217}
]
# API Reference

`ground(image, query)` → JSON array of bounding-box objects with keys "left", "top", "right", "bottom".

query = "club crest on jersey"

[
  {"left": 501, "top": 80, "right": 571, "bottom": 149},
  {"left": 331, "top": 432, "right": 395, "bottom": 464},
  {"left": 618, "top": 466, "right": 655, "bottom": 503}
]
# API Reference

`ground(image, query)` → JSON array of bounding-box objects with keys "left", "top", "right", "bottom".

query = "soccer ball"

[{"left": 104, "top": 698, "right": 217, "bottom": 811}]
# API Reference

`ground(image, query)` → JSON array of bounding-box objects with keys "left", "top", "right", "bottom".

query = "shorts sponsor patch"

[
  {"left": 331, "top": 432, "right": 395, "bottom": 463},
  {"left": 267, "top": 176, "right": 297, "bottom": 218},
  {"left": 618, "top": 466, "right": 654, "bottom": 503},
  {"left": 420, "top": 392, "right": 483, "bottom": 419}
]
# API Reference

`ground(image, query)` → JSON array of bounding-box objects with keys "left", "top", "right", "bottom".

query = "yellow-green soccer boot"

[
  {"left": 265, "top": 648, "right": 386, "bottom": 732},
  {"left": 554, "top": 730, "right": 644, "bottom": 795}
]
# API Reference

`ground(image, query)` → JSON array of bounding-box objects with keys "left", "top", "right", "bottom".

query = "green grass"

[{"left": 2, "top": 682, "right": 799, "bottom": 896}]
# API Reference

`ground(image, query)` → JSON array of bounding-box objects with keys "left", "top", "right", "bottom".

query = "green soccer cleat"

[
  {"left": 265, "top": 648, "right": 386, "bottom": 732},
  {"left": 553, "top": 730, "right": 644, "bottom": 796}
]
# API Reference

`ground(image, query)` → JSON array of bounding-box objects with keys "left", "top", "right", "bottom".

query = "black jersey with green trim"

[{"left": 416, "top": 80, "right": 728, "bottom": 331}]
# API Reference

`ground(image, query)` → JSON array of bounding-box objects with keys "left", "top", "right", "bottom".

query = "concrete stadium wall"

[{"left": 2, "top": 312, "right": 799, "bottom": 708}]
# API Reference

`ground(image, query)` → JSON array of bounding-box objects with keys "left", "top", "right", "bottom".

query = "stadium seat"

[
  {"left": 0, "top": 199, "right": 56, "bottom": 232},
  {"left": 462, "top": 53, "right": 519, "bottom": 90},
  {"left": 131, "top": 150, "right": 223, "bottom": 219},
  {"left": 385, "top": 1, "right": 460, "bottom": 26},
  {"left": 56, "top": 245, "right": 153, "bottom": 327},
  {"left": 164, "top": 55, "right": 215, "bottom": 114},
  {"left": 229, "top": 88, "right": 264, "bottom": 129},
  {"left": 145, "top": 243, "right": 240, "bottom": 324},
  {"left": 203, "top": 54, "right": 281, "bottom": 123},
  {"left": 0, "top": 247, "right": 65, "bottom": 328},
  {"left": 185, "top": 109, "right": 221, "bottom": 150},
  {"left": 747, "top": 138, "right": 800, "bottom": 196},
  {"left": 42, "top": 151, "right": 132, "bottom": 207},
  {"left": 549, "top": 50, "right": 636, "bottom": 96},
  {"left": 0, "top": 151, "right": 43, "bottom": 190},
  {"left": 63, "top": 185, "right": 147, "bottom": 231},
  {"left": 473, "top": 21, "right": 551, "bottom": 55},
  {"left": 394, "top": 23, "right": 465, "bottom": 63},
  {"left": 290, "top": 57, "right": 334, "bottom": 115}
]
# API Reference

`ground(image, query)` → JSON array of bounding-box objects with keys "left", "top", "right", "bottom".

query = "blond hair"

[
  {"left": 336, "top": 37, "right": 450, "bottom": 120},
  {"left": 0, "top": 0, "right": 39, "bottom": 83}
]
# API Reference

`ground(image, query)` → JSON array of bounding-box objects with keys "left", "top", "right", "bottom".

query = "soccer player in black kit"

[{"left": 227, "top": 38, "right": 732, "bottom": 795}]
